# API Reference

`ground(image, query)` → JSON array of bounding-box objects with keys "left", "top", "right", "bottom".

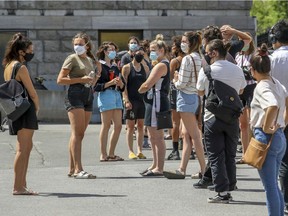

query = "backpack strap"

[
  {"left": 10, "top": 62, "right": 22, "bottom": 80},
  {"left": 203, "top": 65, "right": 213, "bottom": 81}
]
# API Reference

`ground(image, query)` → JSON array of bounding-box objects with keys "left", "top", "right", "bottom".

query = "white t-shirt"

[
  {"left": 175, "top": 52, "right": 202, "bottom": 94},
  {"left": 250, "top": 77, "right": 287, "bottom": 128},
  {"left": 196, "top": 60, "right": 246, "bottom": 121},
  {"left": 270, "top": 46, "right": 288, "bottom": 90}
]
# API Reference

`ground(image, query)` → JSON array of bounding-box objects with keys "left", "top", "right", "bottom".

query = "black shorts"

[
  {"left": 124, "top": 100, "right": 145, "bottom": 120},
  {"left": 8, "top": 100, "right": 38, "bottom": 135},
  {"left": 240, "top": 83, "right": 256, "bottom": 108},
  {"left": 170, "top": 88, "right": 177, "bottom": 110},
  {"left": 65, "top": 84, "right": 94, "bottom": 112}
]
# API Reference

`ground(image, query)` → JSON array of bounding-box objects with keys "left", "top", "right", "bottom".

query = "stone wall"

[{"left": 0, "top": 0, "right": 255, "bottom": 123}]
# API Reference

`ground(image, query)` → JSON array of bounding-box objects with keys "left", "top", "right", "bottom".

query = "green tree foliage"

[{"left": 250, "top": 0, "right": 288, "bottom": 35}]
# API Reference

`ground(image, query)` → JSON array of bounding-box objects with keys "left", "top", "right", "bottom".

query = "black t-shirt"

[{"left": 229, "top": 40, "right": 244, "bottom": 59}]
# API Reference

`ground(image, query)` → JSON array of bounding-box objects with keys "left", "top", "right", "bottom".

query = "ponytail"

[{"left": 249, "top": 43, "right": 270, "bottom": 74}]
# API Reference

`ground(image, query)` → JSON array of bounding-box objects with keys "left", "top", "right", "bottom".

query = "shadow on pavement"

[
  {"left": 236, "top": 177, "right": 261, "bottom": 181},
  {"left": 39, "top": 192, "right": 127, "bottom": 198},
  {"left": 236, "top": 188, "right": 265, "bottom": 193},
  {"left": 229, "top": 200, "right": 266, "bottom": 206}
]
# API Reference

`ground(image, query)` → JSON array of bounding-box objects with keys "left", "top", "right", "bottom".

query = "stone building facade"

[{"left": 0, "top": 0, "right": 255, "bottom": 123}]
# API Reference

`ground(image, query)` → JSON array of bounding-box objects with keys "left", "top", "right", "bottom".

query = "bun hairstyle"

[
  {"left": 206, "top": 39, "right": 231, "bottom": 58},
  {"left": 150, "top": 34, "right": 168, "bottom": 54},
  {"left": 249, "top": 43, "right": 270, "bottom": 74},
  {"left": 2, "top": 32, "right": 32, "bottom": 66},
  {"left": 183, "top": 31, "right": 202, "bottom": 53}
]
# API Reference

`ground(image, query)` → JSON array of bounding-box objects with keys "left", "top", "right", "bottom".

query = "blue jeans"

[{"left": 254, "top": 128, "right": 286, "bottom": 216}]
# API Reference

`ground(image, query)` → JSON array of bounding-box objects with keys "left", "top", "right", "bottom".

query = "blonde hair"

[{"left": 150, "top": 34, "right": 168, "bottom": 54}]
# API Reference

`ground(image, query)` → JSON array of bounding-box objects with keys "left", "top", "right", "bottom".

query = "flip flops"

[
  {"left": 13, "top": 188, "right": 38, "bottom": 195},
  {"left": 74, "top": 171, "right": 96, "bottom": 179},
  {"left": 141, "top": 170, "right": 163, "bottom": 177},
  {"left": 108, "top": 155, "right": 124, "bottom": 161},
  {"left": 163, "top": 170, "right": 185, "bottom": 179}
]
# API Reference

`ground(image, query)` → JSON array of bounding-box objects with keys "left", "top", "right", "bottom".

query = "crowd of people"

[{"left": 2, "top": 19, "right": 288, "bottom": 216}]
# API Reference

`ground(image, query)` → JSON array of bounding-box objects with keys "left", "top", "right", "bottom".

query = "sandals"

[
  {"left": 191, "top": 172, "right": 203, "bottom": 179},
  {"left": 141, "top": 170, "right": 163, "bottom": 177},
  {"left": 100, "top": 155, "right": 124, "bottom": 162},
  {"left": 13, "top": 188, "right": 38, "bottom": 195},
  {"left": 163, "top": 170, "right": 185, "bottom": 179},
  {"left": 74, "top": 171, "right": 96, "bottom": 179},
  {"left": 108, "top": 155, "right": 124, "bottom": 161}
]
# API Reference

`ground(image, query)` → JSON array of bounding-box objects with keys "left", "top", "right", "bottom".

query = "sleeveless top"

[{"left": 127, "top": 63, "right": 146, "bottom": 101}]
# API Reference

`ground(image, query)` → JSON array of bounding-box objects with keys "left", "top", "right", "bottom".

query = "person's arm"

[
  {"left": 285, "top": 97, "right": 288, "bottom": 126},
  {"left": 17, "top": 65, "right": 40, "bottom": 114},
  {"left": 262, "top": 106, "right": 279, "bottom": 134},
  {"left": 170, "top": 58, "right": 180, "bottom": 81},
  {"left": 57, "top": 68, "right": 92, "bottom": 85},
  {"left": 174, "top": 56, "right": 191, "bottom": 89},
  {"left": 222, "top": 25, "right": 252, "bottom": 46},
  {"left": 121, "top": 64, "right": 132, "bottom": 109},
  {"left": 138, "top": 62, "right": 167, "bottom": 94}
]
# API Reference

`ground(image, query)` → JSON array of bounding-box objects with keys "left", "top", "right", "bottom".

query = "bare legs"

[
  {"left": 68, "top": 109, "right": 91, "bottom": 174},
  {"left": 13, "top": 128, "right": 34, "bottom": 193},
  {"left": 147, "top": 127, "right": 166, "bottom": 173},
  {"left": 126, "top": 119, "right": 144, "bottom": 155},
  {"left": 179, "top": 113, "right": 206, "bottom": 175},
  {"left": 239, "top": 107, "right": 251, "bottom": 154},
  {"left": 100, "top": 109, "right": 122, "bottom": 160}
]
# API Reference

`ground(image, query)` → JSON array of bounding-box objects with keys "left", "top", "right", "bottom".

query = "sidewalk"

[{"left": 0, "top": 124, "right": 267, "bottom": 216}]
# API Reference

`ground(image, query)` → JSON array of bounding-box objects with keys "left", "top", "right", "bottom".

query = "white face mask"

[
  {"left": 181, "top": 42, "right": 189, "bottom": 54},
  {"left": 74, "top": 45, "right": 86, "bottom": 55}
]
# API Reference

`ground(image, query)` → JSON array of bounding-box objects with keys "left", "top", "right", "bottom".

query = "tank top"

[{"left": 127, "top": 63, "right": 147, "bottom": 101}]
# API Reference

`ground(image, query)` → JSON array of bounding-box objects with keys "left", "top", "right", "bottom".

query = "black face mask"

[
  {"left": 204, "top": 54, "right": 212, "bottom": 65},
  {"left": 24, "top": 53, "right": 34, "bottom": 62},
  {"left": 134, "top": 53, "right": 144, "bottom": 63}
]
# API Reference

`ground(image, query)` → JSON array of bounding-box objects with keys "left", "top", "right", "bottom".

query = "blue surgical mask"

[
  {"left": 149, "top": 51, "right": 158, "bottom": 61},
  {"left": 108, "top": 51, "right": 116, "bottom": 60},
  {"left": 129, "top": 43, "right": 138, "bottom": 52}
]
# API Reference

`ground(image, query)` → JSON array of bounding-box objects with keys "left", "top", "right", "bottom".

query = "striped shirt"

[{"left": 174, "top": 52, "right": 201, "bottom": 94}]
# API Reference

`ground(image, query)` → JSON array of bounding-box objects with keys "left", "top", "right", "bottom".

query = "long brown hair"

[
  {"left": 2, "top": 33, "right": 32, "bottom": 66},
  {"left": 96, "top": 41, "right": 118, "bottom": 60}
]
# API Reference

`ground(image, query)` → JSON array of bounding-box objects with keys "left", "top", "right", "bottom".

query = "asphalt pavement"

[{"left": 0, "top": 124, "right": 268, "bottom": 216}]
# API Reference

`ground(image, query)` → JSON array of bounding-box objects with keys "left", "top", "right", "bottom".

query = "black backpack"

[
  {"left": 0, "top": 62, "right": 31, "bottom": 131},
  {"left": 204, "top": 65, "right": 243, "bottom": 124}
]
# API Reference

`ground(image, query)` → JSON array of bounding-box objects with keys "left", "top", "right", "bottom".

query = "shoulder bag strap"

[
  {"left": 10, "top": 62, "right": 22, "bottom": 79},
  {"left": 189, "top": 55, "right": 198, "bottom": 83}
]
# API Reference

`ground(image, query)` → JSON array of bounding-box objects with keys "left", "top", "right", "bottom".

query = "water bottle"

[{"left": 84, "top": 71, "right": 95, "bottom": 87}]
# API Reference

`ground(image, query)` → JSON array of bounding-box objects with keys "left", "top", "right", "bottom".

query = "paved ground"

[{"left": 0, "top": 124, "right": 268, "bottom": 216}]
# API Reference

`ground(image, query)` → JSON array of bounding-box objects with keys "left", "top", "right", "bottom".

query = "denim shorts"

[
  {"left": 97, "top": 89, "right": 123, "bottom": 112},
  {"left": 176, "top": 91, "right": 199, "bottom": 114},
  {"left": 64, "top": 84, "right": 94, "bottom": 112}
]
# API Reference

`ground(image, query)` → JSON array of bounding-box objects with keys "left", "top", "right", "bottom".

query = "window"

[
  {"left": 0, "top": 31, "right": 27, "bottom": 84},
  {"left": 99, "top": 30, "right": 143, "bottom": 52}
]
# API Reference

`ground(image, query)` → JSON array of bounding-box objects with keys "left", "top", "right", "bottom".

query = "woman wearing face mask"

[
  {"left": 166, "top": 35, "right": 186, "bottom": 161},
  {"left": 94, "top": 41, "right": 125, "bottom": 162},
  {"left": 3, "top": 33, "right": 39, "bottom": 194},
  {"left": 163, "top": 31, "right": 206, "bottom": 179},
  {"left": 138, "top": 34, "right": 171, "bottom": 176},
  {"left": 57, "top": 32, "right": 100, "bottom": 179},
  {"left": 120, "top": 36, "right": 140, "bottom": 69},
  {"left": 122, "top": 47, "right": 150, "bottom": 160}
]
